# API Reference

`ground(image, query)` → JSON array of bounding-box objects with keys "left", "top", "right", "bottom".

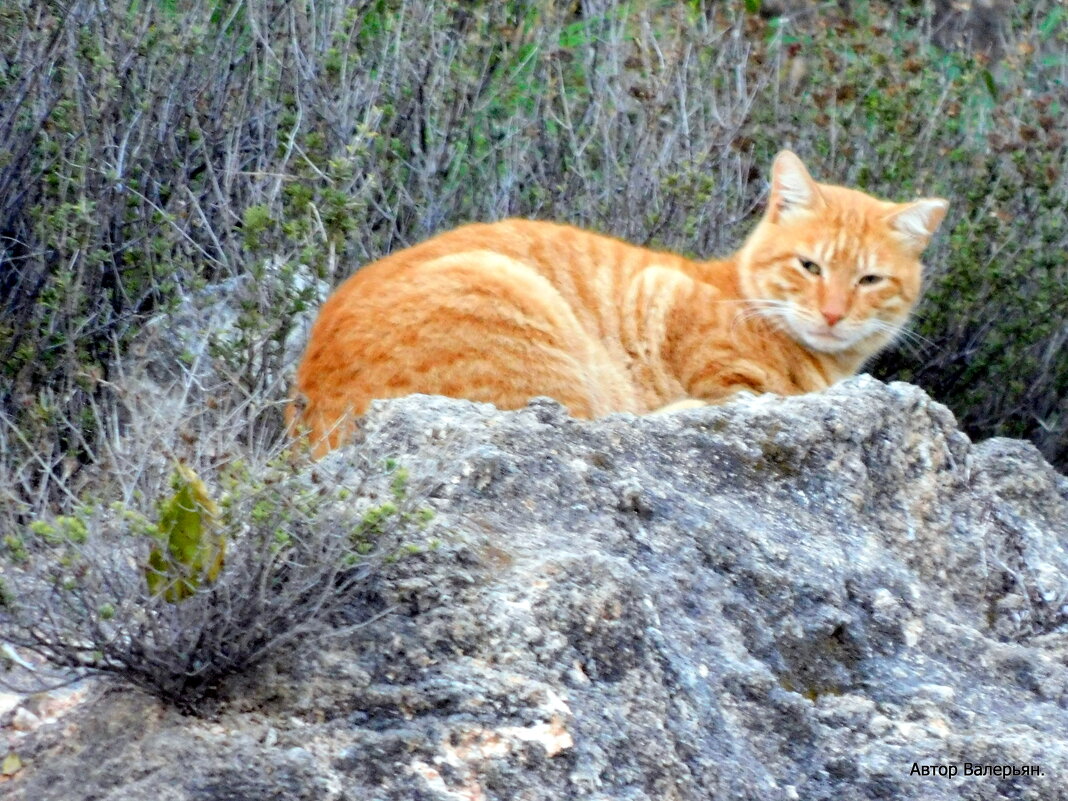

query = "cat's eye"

[
  {"left": 799, "top": 258, "right": 821, "bottom": 276},
  {"left": 858, "top": 274, "right": 883, "bottom": 286}
]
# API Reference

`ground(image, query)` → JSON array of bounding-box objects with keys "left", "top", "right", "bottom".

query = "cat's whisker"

[
  {"left": 734, "top": 300, "right": 793, "bottom": 318},
  {"left": 731, "top": 306, "right": 771, "bottom": 325},
  {"left": 896, "top": 327, "right": 937, "bottom": 349},
  {"left": 710, "top": 298, "right": 792, "bottom": 309},
  {"left": 869, "top": 320, "right": 936, "bottom": 351},
  {"left": 730, "top": 304, "right": 791, "bottom": 338},
  {"left": 888, "top": 328, "right": 940, "bottom": 359}
]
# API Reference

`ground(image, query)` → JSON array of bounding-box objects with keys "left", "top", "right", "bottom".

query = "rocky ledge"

[{"left": 6, "top": 376, "right": 1068, "bottom": 800}]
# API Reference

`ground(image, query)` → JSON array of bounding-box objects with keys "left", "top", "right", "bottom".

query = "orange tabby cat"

[{"left": 290, "top": 151, "right": 947, "bottom": 455}]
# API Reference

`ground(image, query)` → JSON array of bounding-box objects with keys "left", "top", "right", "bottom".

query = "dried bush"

[{"left": 0, "top": 403, "right": 430, "bottom": 710}]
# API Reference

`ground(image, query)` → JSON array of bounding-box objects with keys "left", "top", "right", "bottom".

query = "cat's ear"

[
  {"left": 885, "top": 198, "right": 949, "bottom": 252},
  {"left": 767, "top": 150, "right": 821, "bottom": 222}
]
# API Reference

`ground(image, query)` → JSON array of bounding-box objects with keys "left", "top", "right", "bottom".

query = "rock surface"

[{"left": 6, "top": 376, "right": 1068, "bottom": 800}]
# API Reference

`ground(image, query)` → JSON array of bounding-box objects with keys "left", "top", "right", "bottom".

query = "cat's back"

[
  {"left": 310, "top": 217, "right": 695, "bottom": 357},
  {"left": 328, "top": 218, "right": 715, "bottom": 364},
  {"left": 325, "top": 217, "right": 681, "bottom": 304}
]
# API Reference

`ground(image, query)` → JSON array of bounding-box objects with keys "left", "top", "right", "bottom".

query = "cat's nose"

[{"left": 821, "top": 309, "right": 844, "bottom": 327}]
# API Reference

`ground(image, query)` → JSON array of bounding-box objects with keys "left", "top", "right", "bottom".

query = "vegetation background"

[{"left": 0, "top": 0, "right": 1066, "bottom": 701}]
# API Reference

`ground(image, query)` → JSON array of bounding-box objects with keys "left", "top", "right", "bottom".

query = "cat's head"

[{"left": 738, "top": 150, "right": 948, "bottom": 356}]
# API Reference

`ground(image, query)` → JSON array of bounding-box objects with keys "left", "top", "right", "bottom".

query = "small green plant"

[
  {"left": 352, "top": 459, "right": 437, "bottom": 554},
  {"left": 390, "top": 466, "right": 409, "bottom": 501},
  {"left": 144, "top": 463, "right": 226, "bottom": 602}
]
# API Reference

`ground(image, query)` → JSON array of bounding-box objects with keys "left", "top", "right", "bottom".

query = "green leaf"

[
  {"left": 744, "top": 0, "right": 761, "bottom": 12},
  {"left": 1039, "top": 6, "right": 1064, "bottom": 39},
  {"left": 981, "top": 69, "right": 997, "bottom": 101},
  {"left": 145, "top": 463, "right": 225, "bottom": 602}
]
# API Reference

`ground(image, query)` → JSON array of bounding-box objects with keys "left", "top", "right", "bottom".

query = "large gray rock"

[{"left": 8, "top": 377, "right": 1068, "bottom": 800}]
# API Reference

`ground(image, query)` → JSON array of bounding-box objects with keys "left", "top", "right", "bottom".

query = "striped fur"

[{"left": 291, "top": 151, "right": 947, "bottom": 455}]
